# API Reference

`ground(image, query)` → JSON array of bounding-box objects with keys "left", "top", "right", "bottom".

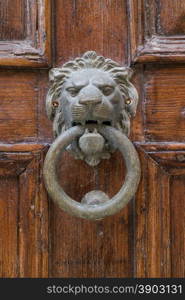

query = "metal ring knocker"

[
  {"left": 43, "top": 51, "right": 141, "bottom": 220},
  {"left": 43, "top": 126, "right": 140, "bottom": 220}
]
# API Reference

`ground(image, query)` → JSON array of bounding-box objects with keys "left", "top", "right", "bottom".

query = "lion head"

[{"left": 46, "top": 51, "right": 138, "bottom": 165}]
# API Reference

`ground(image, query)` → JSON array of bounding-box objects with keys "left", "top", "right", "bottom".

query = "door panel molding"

[
  {"left": 129, "top": 0, "right": 185, "bottom": 63},
  {"left": 135, "top": 143, "right": 185, "bottom": 277},
  {"left": 0, "top": 0, "right": 51, "bottom": 67},
  {"left": 143, "top": 66, "right": 185, "bottom": 142},
  {"left": 0, "top": 145, "right": 49, "bottom": 277}
]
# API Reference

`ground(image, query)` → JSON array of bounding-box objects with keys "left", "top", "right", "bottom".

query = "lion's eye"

[
  {"left": 66, "top": 87, "right": 79, "bottom": 97},
  {"left": 101, "top": 86, "right": 114, "bottom": 96}
]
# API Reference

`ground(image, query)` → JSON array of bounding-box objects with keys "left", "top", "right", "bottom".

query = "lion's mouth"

[{"left": 72, "top": 120, "right": 112, "bottom": 127}]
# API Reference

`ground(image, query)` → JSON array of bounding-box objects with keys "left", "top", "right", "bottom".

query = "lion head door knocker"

[{"left": 43, "top": 51, "right": 140, "bottom": 220}]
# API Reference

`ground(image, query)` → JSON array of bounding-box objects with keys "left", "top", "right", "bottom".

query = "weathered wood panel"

[
  {"left": 129, "top": 0, "right": 185, "bottom": 62},
  {"left": 55, "top": 0, "right": 128, "bottom": 66},
  {"left": 135, "top": 144, "right": 185, "bottom": 277},
  {"left": 0, "top": 146, "right": 49, "bottom": 277},
  {"left": 144, "top": 66, "right": 185, "bottom": 141},
  {"left": 0, "top": 0, "right": 25, "bottom": 40},
  {"left": 159, "top": 0, "right": 185, "bottom": 35},
  {"left": 0, "top": 0, "right": 51, "bottom": 67},
  {"left": 0, "top": 0, "right": 184, "bottom": 279},
  {"left": 0, "top": 70, "right": 52, "bottom": 143}
]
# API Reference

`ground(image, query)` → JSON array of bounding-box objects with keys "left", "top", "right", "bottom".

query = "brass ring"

[{"left": 43, "top": 126, "right": 140, "bottom": 220}]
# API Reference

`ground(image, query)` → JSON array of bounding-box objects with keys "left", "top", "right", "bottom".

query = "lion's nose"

[{"left": 79, "top": 98, "right": 102, "bottom": 105}]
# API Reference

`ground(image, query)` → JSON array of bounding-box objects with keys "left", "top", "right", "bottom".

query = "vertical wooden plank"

[
  {"left": 170, "top": 176, "right": 185, "bottom": 277},
  {"left": 130, "top": 66, "right": 145, "bottom": 142},
  {"left": 129, "top": 0, "right": 145, "bottom": 61},
  {"left": 0, "top": 176, "right": 19, "bottom": 277},
  {"left": 160, "top": 172, "right": 171, "bottom": 277},
  {"left": 135, "top": 149, "right": 171, "bottom": 277},
  {"left": 134, "top": 149, "right": 148, "bottom": 277},
  {"left": 55, "top": 0, "right": 128, "bottom": 65},
  {"left": 146, "top": 157, "right": 163, "bottom": 276},
  {"left": 0, "top": 149, "right": 49, "bottom": 278},
  {"left": 49, "top": 0, "right": 135, "bottom": 278},
  {"left": 49, "top": 206, "right": 133, "bottom": 278},
  {"left": 38, "top": 70, "right": 52, "bottom": 142},
  {"left": 18, "top": 152, "right": 49, "bottom": 277}
]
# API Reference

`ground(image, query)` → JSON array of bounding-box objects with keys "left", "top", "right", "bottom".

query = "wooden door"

[{"left": 0, "top": 0, "right": 184, "bottom": 278}]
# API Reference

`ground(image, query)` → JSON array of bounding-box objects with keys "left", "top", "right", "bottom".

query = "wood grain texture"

[
  {"left": 135, "top": 148, "right": 171, "bottom": 277},
  {"left": 0, "top": 0, "right": 51, "bottom": 67},
  {"left": 37, "top": 70, "right": 53, "bottom": 142},
  {"left": 130, "top": 66, "right": 145, "bottom": 142},
  {"left": 159, "top": 0, "right": 185, "bottom": 35},
  {"left": 0, "top": 0, "right": 185, "bottom": 279},
  {"left": 144, "top": 65, "right": 185, "bottom": 141},
  {"left": 0, "top": 176, "right": 19, "bottom": 277},
  {"left": 55, "top": 0, "right": 128, "bottom": 66},
  {"left": 0, "top": 146, "right": 49, "bottom": 277},
  {"left": 129, "top": 0, "right": 185, "bottom": 62},
  {"left": 135, "top": 145, "right": 185, "bottom": 277},
  {"left": 0, "top": 71, "right": 38, "bottom": 142},
  {"left": 49, "top": 204, "right": 133, "bottom": 278},
  {"left": 0, "top": 70, "right": 52, "bottom": 143},
  {"left": 0, "top": 0, "right": 25, "bottom": 40},
  {"left": 170, "top": 176, "right": 185, "bottom": 277}
]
